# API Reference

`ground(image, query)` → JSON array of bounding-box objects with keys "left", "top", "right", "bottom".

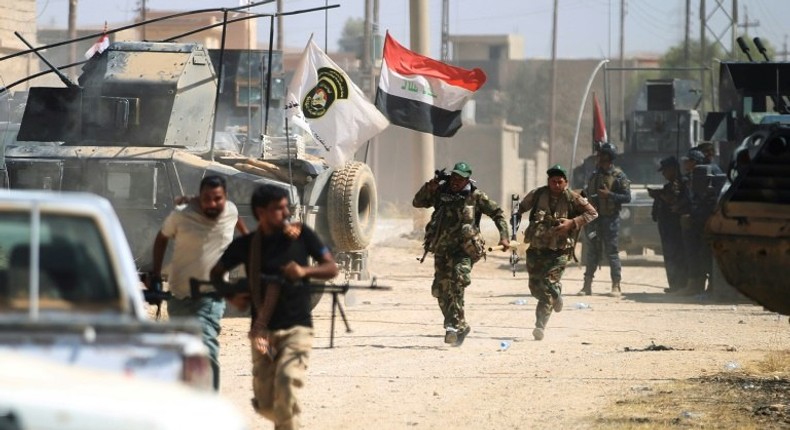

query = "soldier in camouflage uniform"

[
  {"left": 580, "top": 143, "right": 631, "bottom": 297},
  {"left": 515, "top": 164, "right": 598, "bottom": 340},
  {"left": 413, "top": 161, "right": 510, "bottom": 346}
]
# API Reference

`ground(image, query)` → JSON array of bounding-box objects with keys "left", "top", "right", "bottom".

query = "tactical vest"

[
  {"left": 587, "top": 167, "right": 625, "bottom": 216},
  {"left": 524, "top": 187, "right": 579, "bottom": 250},
  {"left": 423, "top": 187, "right": 486, "bottom": 262}
]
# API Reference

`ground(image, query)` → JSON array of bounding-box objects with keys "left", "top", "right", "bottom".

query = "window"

[{"left": 0, "top": 212, "right": 120, "bottom": 313}]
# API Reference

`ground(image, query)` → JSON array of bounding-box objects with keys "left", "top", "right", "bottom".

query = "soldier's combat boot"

[
  {"left": 454, "top": 326, "right": 471, "bottom": 347},
  {"left": 578, "top": 277, "right": 593, "bottom": 296},
  {"left": 533, "top": 311, "right": 550, "bottom": 341},
  {"left": 444, "top": 327, "right": 458, "bottom": 344},
  {"left": 552, "top": 295, "right": 564, "bottom": 313},
  {"left": 608, "top": 281, "right": 622, "bottom": 297}
]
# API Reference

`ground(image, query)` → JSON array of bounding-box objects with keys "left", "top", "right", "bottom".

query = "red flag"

[
  {"left": 84, "top": 22, "right": 110, "bottom": 59},
  {"left": 592, "top": 92, "right": 607, "bottom": 144}
]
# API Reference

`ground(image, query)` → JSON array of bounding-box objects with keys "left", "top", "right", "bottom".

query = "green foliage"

[
  {"left": 338, "top": 17, "right": 364, "bottom": 58},
  {"left": 501, "top": 62, "right": 551, "bottom": 140}
]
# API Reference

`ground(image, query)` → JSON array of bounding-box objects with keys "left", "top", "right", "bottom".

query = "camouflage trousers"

[
  {"left": 526, "top": 247, "right": 569, "bottom": 329},
  {"left": 251, "top": 326, "right": 313, "bottom": 430},
  {"left": 432, "top": 252, "right": 473, "bottom": 331}
]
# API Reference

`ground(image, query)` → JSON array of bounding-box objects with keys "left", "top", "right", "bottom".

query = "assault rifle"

[
  {"left": 486, "top": 195, "right": 522, "bottom": 275},
  {"left": 417, "top": 169, "right": 451, "bottom": 264},
  {"left": 189, "top": 275, "right": 391, "bottom": 348},
  {"left": 509, "top": 194, "right": 521, "bottom": 276}
]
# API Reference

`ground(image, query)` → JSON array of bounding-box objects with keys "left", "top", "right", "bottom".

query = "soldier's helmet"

[{"left": 598, "top": 142, "right": 618, "bottom": 160}]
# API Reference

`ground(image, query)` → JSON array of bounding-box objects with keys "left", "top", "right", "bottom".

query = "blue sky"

[{"left": 36, "top": 0, "right": 790, "bottom": 59}]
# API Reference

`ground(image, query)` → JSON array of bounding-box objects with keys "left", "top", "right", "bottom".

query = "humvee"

[{"left": 0, "top": 7, "right": 377, "bottom": 284}]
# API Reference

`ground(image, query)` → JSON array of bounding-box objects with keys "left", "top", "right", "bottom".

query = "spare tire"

[{"left": 327, "top": 161, "right": 377, "bottom": 251}]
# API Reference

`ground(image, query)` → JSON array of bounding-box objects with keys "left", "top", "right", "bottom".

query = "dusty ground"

[{"left": 214, "top": 219, "right": 790, "bottom": 430}]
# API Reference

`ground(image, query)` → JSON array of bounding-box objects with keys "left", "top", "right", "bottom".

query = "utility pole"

[
  {"left": 410, "top": 0, "right": 434, "bottom": 231},
  {"left": 737, "top": 5, "right": 760, "bottom": 37},
  {"left": 363, "top": 0, "right": 372, "bottom": 73},
  {"left": 140, "top": 0, "right": 146, "bottom": 40},
  {"left": 684, "top": 0, "right": 690, "bottom": 66},
  {"left": 441, "top": 0, "right": 449, "bottom": 62},
  {"left": 619, "top": 0, "right": 626, "bottom": 131},
  {"left": 700, "top": 0, "right": 706, "bottom": 111},
  {"left": 68, "top": 0, "right": 77, "bottom": 76},
  {"left": 548, "top": 0, "right": 558, "bottom": 164},
  {"left": 276, "top": 0, "right": 283, "bottom": 51},
  {"left": 783, "top": 35, "right": 789, "bottom": 61}
]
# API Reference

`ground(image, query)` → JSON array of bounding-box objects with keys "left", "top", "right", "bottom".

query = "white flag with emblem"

[{"left": 285, "top": 37, "right": 389, "bottom": 167}]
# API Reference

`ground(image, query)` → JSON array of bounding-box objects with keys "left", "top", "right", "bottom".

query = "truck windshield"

[{"left": 0, "top": 212, "right": 121, "bottom": 313}]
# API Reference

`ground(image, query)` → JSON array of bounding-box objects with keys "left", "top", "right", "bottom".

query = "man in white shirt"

[{"left": 150, "top": 175, "right": 247, "bottom": 391}]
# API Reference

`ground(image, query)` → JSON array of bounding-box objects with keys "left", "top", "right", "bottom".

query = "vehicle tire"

[{"left": 327, "top": 161, "right": 377, "bottom": 251}]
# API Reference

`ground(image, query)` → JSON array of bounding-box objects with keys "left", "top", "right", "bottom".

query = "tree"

[{"left": 338, "top": 17, "right": 364, "bottom": 59}]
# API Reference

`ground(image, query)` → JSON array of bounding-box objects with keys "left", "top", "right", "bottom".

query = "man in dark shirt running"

[{"left": 210, "top": 184, "right": 338, "bottom": 430}]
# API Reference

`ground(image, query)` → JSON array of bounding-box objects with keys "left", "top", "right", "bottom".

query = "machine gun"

[{"left": 188, "top": 275, "right": 390, "bottom": 348}]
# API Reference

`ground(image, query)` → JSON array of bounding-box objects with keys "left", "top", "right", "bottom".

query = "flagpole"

[
  {"left": 284, "top": 116, "right": 296, "bottom": 204},
  {"left": 570, "top": 59, "right": 609, "bottom": 186}
]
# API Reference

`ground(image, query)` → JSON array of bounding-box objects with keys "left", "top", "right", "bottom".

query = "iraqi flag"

[
  {"left": 285, "top": 37, "right": 389, "bottom": 167},
  {"left": 84, "top": 23, "right": 110, "bottom": 60},
  {"left": 375, "top": 32, "right": 486, "bottom": 137},
  {"left": 592, "top": 92, "right": 608, "bottom": 144}
]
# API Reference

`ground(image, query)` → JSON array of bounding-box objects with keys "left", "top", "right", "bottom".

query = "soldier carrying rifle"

[
  {"left": 413, "top": 161, "right": 510, "bottom": 347},
  {"left": 210, "top": 184, "right": 338, "bottom": 430},
  {"left": 514, "top": 165, "right": 597, "bottom": 341}
]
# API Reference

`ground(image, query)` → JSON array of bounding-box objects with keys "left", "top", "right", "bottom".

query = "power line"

[{"left": 737, "top": 5, "right": 759, "bottom": 37}]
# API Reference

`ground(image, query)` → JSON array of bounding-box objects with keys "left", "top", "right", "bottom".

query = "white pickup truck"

[{"left": 0, "top": 190, "right": 212, "bottom": 389}]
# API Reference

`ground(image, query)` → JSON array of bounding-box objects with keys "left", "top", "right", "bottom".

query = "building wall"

[
  {"left": 120, "top": 10, "right": 256, "bottom": 50},
  {"left": 371, "top": 122, "right": 536, "bottom": 217},
  {"left": 0, "top": 0, "right": 39, "bottom": 92}
]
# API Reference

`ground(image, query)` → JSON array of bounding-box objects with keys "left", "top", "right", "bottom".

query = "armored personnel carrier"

[
  {"left": 0, "top": 28, "right": 377, "bottom": 281},
  {"left": 704, "top": 39, "right": 790, "bottom": 315}
]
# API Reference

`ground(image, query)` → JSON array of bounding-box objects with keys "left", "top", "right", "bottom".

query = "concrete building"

[
  {"left": 116, "top": 10, "right": 256, "bottom": 50},
  {"left": 0, "top": 0, "right": 39, "bottom": 93}
]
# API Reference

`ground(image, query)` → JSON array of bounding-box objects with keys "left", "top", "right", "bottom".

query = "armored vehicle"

[
  {"left": 704, "top": 47, "right": 790, "bottom": 315},
  {"left": 618, "top": 79, "right": 703, "bottom": 255},
  {"left": 0, "top": 20, "right": 377, "bottom": 282}
]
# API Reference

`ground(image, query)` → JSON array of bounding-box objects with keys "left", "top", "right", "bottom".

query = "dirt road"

[{"left": 216, "top": 219, "right": 789, "bottom": 429}]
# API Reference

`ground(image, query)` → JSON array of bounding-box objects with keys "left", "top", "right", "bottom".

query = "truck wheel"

[{"left": 327, "top": 161, "right": 377, "bottom": 251}]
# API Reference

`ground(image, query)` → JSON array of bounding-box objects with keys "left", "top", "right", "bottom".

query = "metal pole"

[
  {"left": 209, "top": 10, "right": 230, "bottom": 162},
  {"left": 263, "top": 16, "right": 275, "bottom": 137},
  {"left": 363, "top": 0, "right": 372, "bottom": 72},
  {"left": 68, "top": 0, "right": 78, "bottom": 79},
  {"left": 141, "top": 0, "right": 147, "bottom": 40},
  {"left": 548, "top": 0, "right": 559, "bottom": 163},
  {"left": 700, "top": 0, "right": 706, "bottom": 112},
  {"left": 619, "top": 0, "right": 626, "bottom": 129},
  {"left": 684, "top": 0, "right": 690, "bottom": 66},
  {"left": 276, "top": 0, "right": 283, "bottom": 51},
  {"left": 410, "top": 0, "right": 434, "bottom": 232},
  {"left": 570, "top": 59, "right": 609, "bottom": 186}
]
